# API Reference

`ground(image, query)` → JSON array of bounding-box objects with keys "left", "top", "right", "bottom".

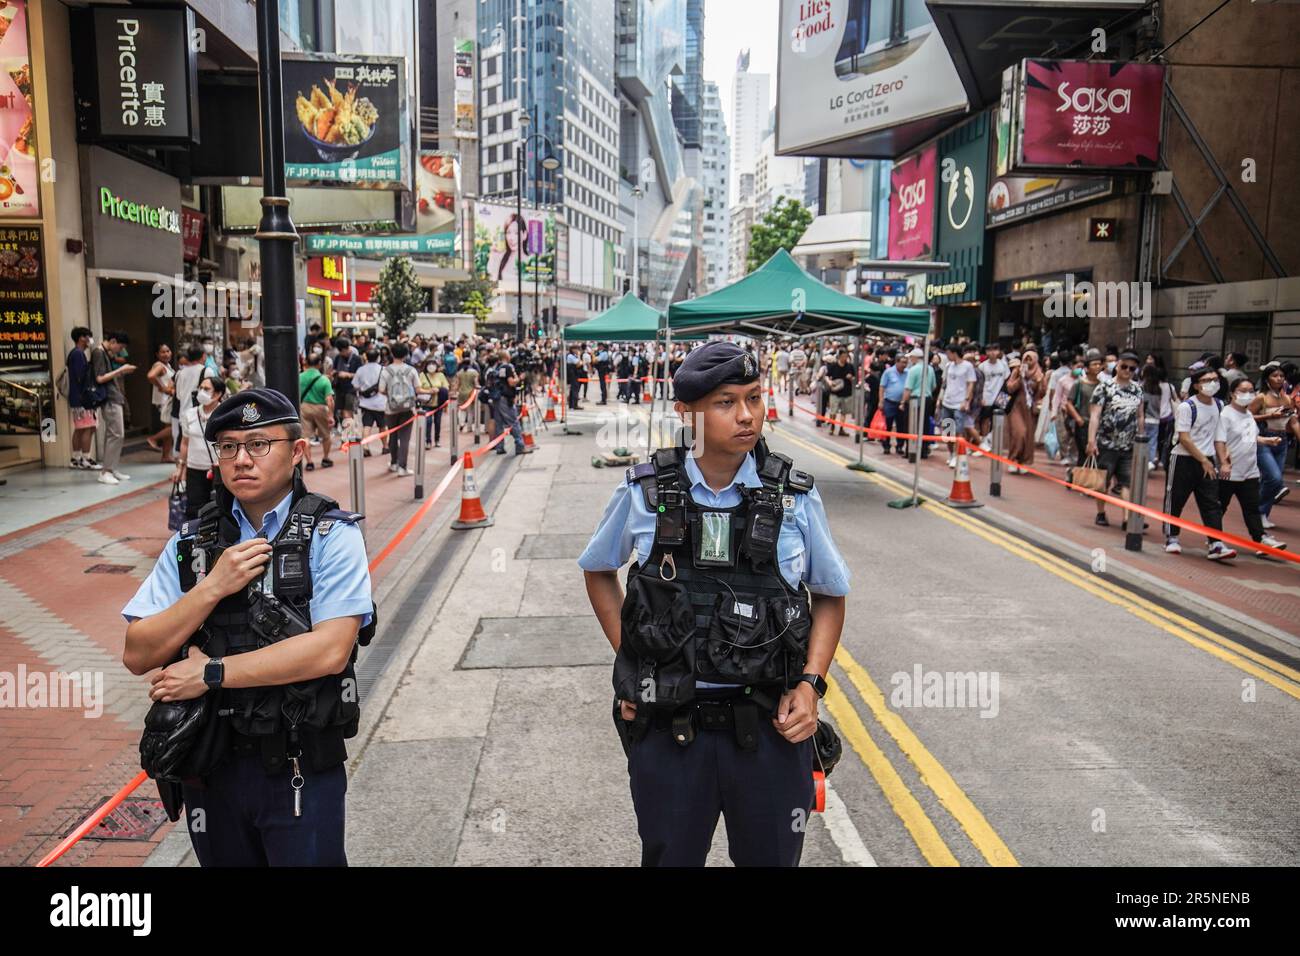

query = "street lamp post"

[
  {"left": 631, "top": 186, "right": 642, "bottom": 298},
  {"left": 254, "top": 0, "right": 299, "bottom": 407},
  {"left": 514, "top": 110, "right": 559, "bottom": 342}
]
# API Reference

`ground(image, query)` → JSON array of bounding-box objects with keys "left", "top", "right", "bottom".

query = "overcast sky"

[{"left": 702, "top": 0, "right": 779, "bottom": 136}]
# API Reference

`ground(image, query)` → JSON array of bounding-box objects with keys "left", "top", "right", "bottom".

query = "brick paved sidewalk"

[
  {"left": 782, "top": 407, "right": 1300, "bottom": 639},
  {"left": 0, "top": 431, "right": 466, "bottom": 867}
]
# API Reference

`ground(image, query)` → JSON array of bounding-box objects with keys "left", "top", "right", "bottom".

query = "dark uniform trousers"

[
  {"left": 625, "top": 704, "right": 814, "bottom": 867},
  {"left": 182, "top": 750, "right": 348, "bottom": 866}
]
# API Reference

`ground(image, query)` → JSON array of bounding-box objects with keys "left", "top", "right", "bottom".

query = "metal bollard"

[
  {"left": 474, "top": 399, "right": 482, "bottom": 445},
  {"left": 1124, "top": 435, "right": 1150, "bottom": 551},
  {"left": 413, "top": 411, "right": 426, "bottom": 500},
  {"left": 989, "top": 409, "right": 1005, "bottom": 497},
  {"left": 787, "top": 370, "right": 794, "bottom": 417},
  {"left": 348, "top": 440, "right": 365, "bottom": 539},
  {"left": 450, "top": 399, "right": 459, "bottom": 466}
]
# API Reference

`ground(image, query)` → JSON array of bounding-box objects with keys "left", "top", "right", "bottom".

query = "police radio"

[
  {"left": 743, "top": 488, "right": 781, "bottom": 565},
  {"left": 655, "top": 487, "right": 686, "bottom": 547}
]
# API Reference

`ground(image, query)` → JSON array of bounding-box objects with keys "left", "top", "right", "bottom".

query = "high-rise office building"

[
  {"left": 477, "top": 0, "right": 622, "bottom": 322},
  {"left": 700, "top": 81, "right": 730, "bottom": 293},
  {"left": 729, "top": 49, "right": 769, "bottom": 208}
]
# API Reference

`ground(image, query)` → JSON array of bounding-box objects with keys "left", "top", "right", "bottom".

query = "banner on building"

[
  {"left": 304, "top": 150, "right": 459, "bottom": 257},
  {"left": 454, "top": 38, "right": 476, "bottom": 139},
  {"left": 887, "top": 143, "right": 936, "bottom": 261},
  {"left": 0, "top": 223, "right": 50, "bottom": 433},
  {"left": 474, "top": 201, "right": 555, "bottom": 289},
  {"left": 283, "top": 53, "right": 410, "bottom": 188},
  {"left": 0, "top": 1, "right": 38, "bottom": 217},
  {"left": 986, "top": 174, "right": 1112, "bottom": 228},
  {"left": 775, "top": 0, "right": 966, "bottom": 156},
  {"left": 1010, "top": 59, "right": 1165, "bottom": 172}
]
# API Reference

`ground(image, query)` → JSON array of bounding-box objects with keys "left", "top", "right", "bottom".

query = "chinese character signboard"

[
  {"left": 283, "top": 54, "right": 410, "bottom": 189},
  {"left": 1014, "top": 59, "right": 1164, "bottom": 171},
  {"left": 887, "top": 143, "right": 936, "bottom": 261},
  {"left": 181, "top": 207, "right": 205, "bottom": 261},
  {"left": 0, "top": 223, "right": 52, "bottom": 433},
  {"left": 91, "top": 5, "right": 198, "bottom": 145}
]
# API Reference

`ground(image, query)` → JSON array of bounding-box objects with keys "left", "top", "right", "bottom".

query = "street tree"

[
  {"left": 747, "top": 197, "right": 813, "bottom": 273},
  {"left": 370, "top": 257, "right": 425, "bottom": 338}
]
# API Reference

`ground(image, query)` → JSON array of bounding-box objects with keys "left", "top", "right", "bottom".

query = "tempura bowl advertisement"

[{"left": 282, "top": 53, "right": 409, "bottom": 189}]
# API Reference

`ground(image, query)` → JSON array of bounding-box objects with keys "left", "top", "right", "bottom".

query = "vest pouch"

[
  {"left": 620, "top": 573, "right": 695, "bottom": 663},
  {"left": 705, "top": 591, "right": 782, "bottom": 682},
  {"left": 771, "top": 591, "right": 813, "bottom": 669}
]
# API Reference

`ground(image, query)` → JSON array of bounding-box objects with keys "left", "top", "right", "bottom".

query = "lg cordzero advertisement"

[
  {"left": 1015, "top": 59, "right": 1165, "bottom": 171},
  {"left": 283, "top": 53, "right": 410, "bottom": 188},
  {"left": 776, "top": 0, "right": 967, "bottom": 158}
]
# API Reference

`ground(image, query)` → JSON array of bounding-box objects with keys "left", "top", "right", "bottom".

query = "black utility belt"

[{"left": 649, "top": 693, "right": 777, "bottom": 750}]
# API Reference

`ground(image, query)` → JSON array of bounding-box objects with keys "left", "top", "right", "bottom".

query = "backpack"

[
  {"left": 443, "top": 351, "right": 457, "bottom": 378},
  {"left": 384, "top": 366, "right": 416, "bottom": 410}
]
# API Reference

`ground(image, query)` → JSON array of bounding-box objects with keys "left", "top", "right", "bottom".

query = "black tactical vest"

[
  {"left": 613, "top": 440, "right": 815, "bottom": 713},
  {"left": 175, "top": 478, "right": 375, "bottom": 773}
]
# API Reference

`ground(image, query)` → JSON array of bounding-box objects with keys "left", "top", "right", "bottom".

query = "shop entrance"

[
  {"left": 1223, "top": 312, "right": 1271, "bottom": 372},
  {"left": 98, "top": 279, "right": 170, "bottom": 437}
]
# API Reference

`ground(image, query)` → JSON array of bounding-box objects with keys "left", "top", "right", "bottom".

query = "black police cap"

[
  {"left": 672, "top": 341, "right": 760, "bottom": 403},
  {"left": 203, "top": 387, "right": 300, "bottom": 441}
]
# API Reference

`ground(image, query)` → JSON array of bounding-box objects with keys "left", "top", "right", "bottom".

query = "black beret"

[
  {"left": 672, "top": 342, "right": 760, "bottom": 403},
  {"left": 203, "top": 387, "right": 299, "bottom": 441}
]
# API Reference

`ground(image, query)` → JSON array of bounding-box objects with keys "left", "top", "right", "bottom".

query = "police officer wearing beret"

[
  {"left": 580, "top": 341, "right": 851, "bottom": 866},
  {"left": 122, "top": 388, "right": 375, "bottom": 866}
]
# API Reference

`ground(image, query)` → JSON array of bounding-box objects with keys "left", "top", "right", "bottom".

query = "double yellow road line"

[{"left": 777, "top": 427, "right": 1300, "bottom": 867}]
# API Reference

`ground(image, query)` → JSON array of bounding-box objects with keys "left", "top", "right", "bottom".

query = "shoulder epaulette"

[{"left": 625, "top": 462, "right": 656, "bottom": 485}]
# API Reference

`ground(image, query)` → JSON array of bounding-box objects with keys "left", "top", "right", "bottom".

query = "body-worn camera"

[{"left": 248, "top": 589, "right": 312, "bottom": 644}]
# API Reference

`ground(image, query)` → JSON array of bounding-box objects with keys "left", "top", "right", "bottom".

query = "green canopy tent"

[
  {"left": 666, "top": 248, "right": 931, "bottom": 339},
  {"left": 562, "top": 292, "right": 665, "bottom": 342},
  {"left": 666, "top": 248, "right": 935, "bottom": 487}
]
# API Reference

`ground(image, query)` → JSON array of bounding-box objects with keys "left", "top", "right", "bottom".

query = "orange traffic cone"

[
  {"left": 543, "top": 387, "right": 557, "bottom": 422},
  {"left": 766, "top": 383, "right": 779, "bottom": 422},
  {"left": 450, "top": 452, "right": 494, "bottom": 529},
  {"left": 943, "top": 441, "right": 983, "bottom": 509},
  {"left": 642, "top": 377, "right": 653, "bottom": 403},
  {"left": 521, "top": 405, "right": 537, "bottom": 448}
]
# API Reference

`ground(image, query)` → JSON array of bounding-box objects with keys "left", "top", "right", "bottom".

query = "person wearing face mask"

[
  {"left": 1086, "top": 351, "right": 1145, "bottom": 527},
  {"left": 1164, "top": 367, "right": 1234, "bottom": 559},
  {"left": 175, "top": 376, "right": 227, "bottom": 520},
  {"left": 1251, "top": 362, "right": 1295, "bottom": 530},
  {"left": 1216, "top": 377, "right": 1288, "bottom": 557},
  {"left": 417, "top": 359, "right": 450, "bottom": 449}
]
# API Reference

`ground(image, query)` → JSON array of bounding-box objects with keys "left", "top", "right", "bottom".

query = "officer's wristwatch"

[
  {"left": 793, "top": 673, "right": 827, "bottom": 698},
  {"left": 203, "top": 657, "right": 224, "bottom": 692}
]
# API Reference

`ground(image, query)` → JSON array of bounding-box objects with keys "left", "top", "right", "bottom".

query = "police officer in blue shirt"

[
  {"left": 123, "top": 388, "right": 374, "bottom": 866},
  {"left": 580, "top": 341, "right": 851, "bottom": 866}
]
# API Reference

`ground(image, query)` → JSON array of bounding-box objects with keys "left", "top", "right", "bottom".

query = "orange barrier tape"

[
  {"left": 35, "top": 771, "right": 149, "bottom": 868},
  {"left": 339, "top": 395, "right": 456, "bottom": 451},
  {"left": 789, "top": 400, "right": 1300, "bottom": 566}
]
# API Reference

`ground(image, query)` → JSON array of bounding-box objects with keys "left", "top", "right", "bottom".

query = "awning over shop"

[
  {"left": 790, "top": 212, "right": 874, "bottom": 272},
  {"left": 925, "top": 0, "right": 1146, "bottom": 108},
  {"left": 667, "top": 249, "right": 931, "bottom": 339}
]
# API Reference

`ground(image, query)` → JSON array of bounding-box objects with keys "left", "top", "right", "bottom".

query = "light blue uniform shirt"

[
  {"left": 577, "top": 450, "right": 851, "bottom": 597},
  {"left": 122, "top": 490, "right": 374, "bottom": 628},
  {"left": 881, "top": 364, "right": 908, "bottom": 403}
]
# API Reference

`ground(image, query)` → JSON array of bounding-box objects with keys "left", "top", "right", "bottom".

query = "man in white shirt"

[
  {"left": 353, "top": 349, "right": 388, "bottom": 454},
  {"left": 1163, "top": 366, "right": 1233, "bottom": 559},
  {"left": 938, "top": 342, "right": 976, "bottom": 467},
  {"left": 977, "top": 342, "right": 1009, "bottom": 449}
]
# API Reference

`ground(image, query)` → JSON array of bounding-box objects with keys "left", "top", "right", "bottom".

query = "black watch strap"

[
  {"left": 795, "top": 673, "right": 827, "bottom": 698},
  {"left": 204, "top": 657, "right": 224, "bottom": 691}
]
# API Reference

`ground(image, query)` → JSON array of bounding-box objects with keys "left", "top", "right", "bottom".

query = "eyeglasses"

[
  {"left": 1117, "top": 364, "right": 1138, "bottom": 372},
  {"left": 213, "top": 438, "right": 295, "bottom": 460}
]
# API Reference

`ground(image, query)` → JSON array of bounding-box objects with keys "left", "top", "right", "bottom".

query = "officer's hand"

[
  {"left": 773, "top": 683, "right": 819, "bottom": 744},
  {"left": 149, "top": 645, "right": 208, "bottom": 702},
  {"left": 619, "top": 700, "right": 637, "bottom": 721},
  {"left": 200, "top": 539, "right": 272, "bottom": 599}
]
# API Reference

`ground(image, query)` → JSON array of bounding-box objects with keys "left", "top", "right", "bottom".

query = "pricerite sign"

[
  {"left": 1016, "top": 59, "right": 1165, "bottom": 171},
  {"left": 91, "top": 5, "right": 198, "bottom": 144},
  {"left": 776, "top": 0, "right": 966, "bottom": 156}
]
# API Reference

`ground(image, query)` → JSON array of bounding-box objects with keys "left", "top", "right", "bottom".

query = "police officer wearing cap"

[
  {"left": 122, "top": 387, "right": 375, "bottom": 866},
  {"left": 580, "top": 341, "right": 851, "bottom": 866}
]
